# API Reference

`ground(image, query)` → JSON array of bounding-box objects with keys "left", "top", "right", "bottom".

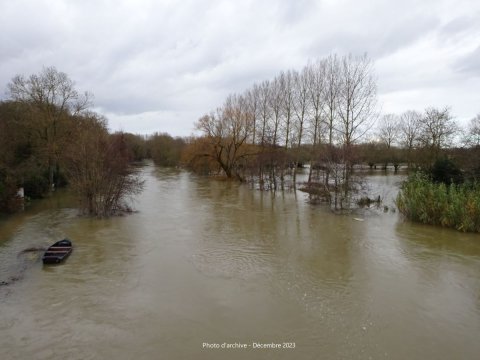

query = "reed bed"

[{"left": 396, "top": 173, "right": 480, "bottom": 232}]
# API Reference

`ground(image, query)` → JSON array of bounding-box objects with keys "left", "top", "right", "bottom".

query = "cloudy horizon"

[{"left": 1, "top": 0, "right": 479, "bottom": 136}]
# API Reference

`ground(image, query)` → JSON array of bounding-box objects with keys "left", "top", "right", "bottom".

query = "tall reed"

[{"left": 396, "top": 172, "right": 480, "bottom": 232}]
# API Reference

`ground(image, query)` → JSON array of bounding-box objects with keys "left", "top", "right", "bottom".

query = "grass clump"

[{"left": 396, "top": 172, "right": 480, "bottom": 232}]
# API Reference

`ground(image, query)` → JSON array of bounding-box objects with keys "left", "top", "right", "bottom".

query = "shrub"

[{"left": 430, "top": 158, "right": 463, "bottom": 185}]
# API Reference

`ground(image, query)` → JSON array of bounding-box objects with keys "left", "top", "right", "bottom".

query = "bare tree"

[
  {"left": 279, "top": 70, "right": 295, "bottom": 149},
  {"left": 336, "top": 54, "right": 377, "bottom": 148},
  {"left": 377, "top": 114, "right": 400, "bottom": 148},
  {"left": 320, "top": 54, "right": 341, "bottom": 187},
  {"left": 273, "top": 69, "right": 302, "bottom": 185},
  {"left": 307, "top": 60, "right": 326, "bottom": 146},
  {"left": 194, "top": 94, "right": 254, "bottom": 180},
  {"left": 377, "top": 113, "right": 400, "bottom": 169},
  {"left": 292, "top": 67, "right": 310, "bottom": 148},
  {"left": 268, "top": 76, "right": 283, "bottom": 146},
  {"left": 399, "top": 110, "right": 422, "bottom": 168},
  {"left": 257, "top": 80, "right": 271, "bottom": 147},
  {"left": 466, "top": 113, "right": 480, "bottom": 146},
  {"left": 306, "top": 60, "right": 326, "bottom": 183},
  {"left": 65, "top": 113, "right": 144, "bottom": 217},
  {"left": 418, "top": 106, "right": 458, "bottom": 164},
  {"left": 323, "top": 54, "right": 341, "bottom": 146},
  {"left": 245, "top": 85, "right": 260, "bottom": 145},
  {"left": 336, "top": 54, "right": 377, "bottom": 196},
  {"left": 187, "top": 53, "right": 379, "bottom": 207},
  {"left": 7, "top": 67, "right": 91, "bottom": 190}
]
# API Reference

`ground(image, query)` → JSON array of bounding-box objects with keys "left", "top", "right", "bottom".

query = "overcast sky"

[{"left": 1, "top": 0, "right": 479, "bottom": 136}]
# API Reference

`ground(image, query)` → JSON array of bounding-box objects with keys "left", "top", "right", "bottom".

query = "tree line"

[
  {"left": 187, "top": 55, "right": 375, "bottom": 178},
  {"left": 0, "top": 67, "right": 148, "bottom": 215},
  {"left": 2, "top": 62, "right": 479, "bottom": 215},
  {"left": 184, "top": 53, "right": 480, "bottom": 209},
  {"left": 373, "top": 109, "right": 480, "bottom": 177},
  {"left": 0, "top": 71, "right": 193, "bottom": 215}
]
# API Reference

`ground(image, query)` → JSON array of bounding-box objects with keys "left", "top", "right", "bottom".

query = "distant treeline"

[{"left": 2, "top": 61, "right": 480, "bottom": 216}]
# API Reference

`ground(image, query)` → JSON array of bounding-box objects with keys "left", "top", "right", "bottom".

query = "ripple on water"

[{"left": 191, "top": 242, "right": 277, "bottom": 280}]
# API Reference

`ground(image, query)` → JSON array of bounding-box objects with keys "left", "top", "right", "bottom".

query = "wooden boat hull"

[{"left": 42, "top": 239, "right": 73, "bottom": 264}]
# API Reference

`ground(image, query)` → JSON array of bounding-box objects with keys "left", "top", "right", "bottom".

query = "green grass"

[{"left": 396, "top": 172, "right": 480, "bottom": 232}]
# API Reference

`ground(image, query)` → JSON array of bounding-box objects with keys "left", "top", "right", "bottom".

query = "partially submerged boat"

[{"left": 42, "top": 239, "right": 73, "bottom": 264}]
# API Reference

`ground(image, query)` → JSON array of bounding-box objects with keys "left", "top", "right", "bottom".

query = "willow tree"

[
  {"left": 7, "top": 67, "right": 90, "bottom": 191},
  {"left": 194, "top": 94, "right": 254, "bottom": 181}
]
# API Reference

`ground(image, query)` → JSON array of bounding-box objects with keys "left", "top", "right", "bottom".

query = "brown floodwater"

[{"left": 1, "top": 164, "right": 480, "bottom": 360}]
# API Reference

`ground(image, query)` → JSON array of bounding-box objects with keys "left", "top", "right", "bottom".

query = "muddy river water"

[{"left": 1, "top": 164, "right": 480, "bottom": 359}]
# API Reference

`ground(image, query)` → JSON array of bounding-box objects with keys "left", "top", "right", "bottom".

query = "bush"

[
  {"left": 430, "top": 158, "right": 463, "bottom": 185},
  {"left": 396, "top": 172, "right": 480, "bottom": 232}
]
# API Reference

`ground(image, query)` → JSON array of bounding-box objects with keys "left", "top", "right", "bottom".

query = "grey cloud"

[
  {"left": 440, "top": 14, "right": 480, "bottom": 36},
  {"left": 374, "top": 15, "right": 439, "bottom": 56},
  {"left": 1, "top": 0, "right": 480, "bottom": 135},
  {"left": 454, "top": 46, "right": 480, "bottom": 76},
  {"left": 306, "top": 9, "right": 440, "bottom": 59},
  {"left": 275, "top": 0, "right": 318, "bottom": 26}
]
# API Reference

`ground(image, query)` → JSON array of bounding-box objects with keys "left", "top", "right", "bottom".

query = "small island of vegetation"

[{"left": 397, "top": 160, "right": 480, "bottom": 233}]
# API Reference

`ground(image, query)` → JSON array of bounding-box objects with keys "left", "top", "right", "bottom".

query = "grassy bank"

[{"left": 396, "top": 173, "right": 480, "bottom": 232}]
